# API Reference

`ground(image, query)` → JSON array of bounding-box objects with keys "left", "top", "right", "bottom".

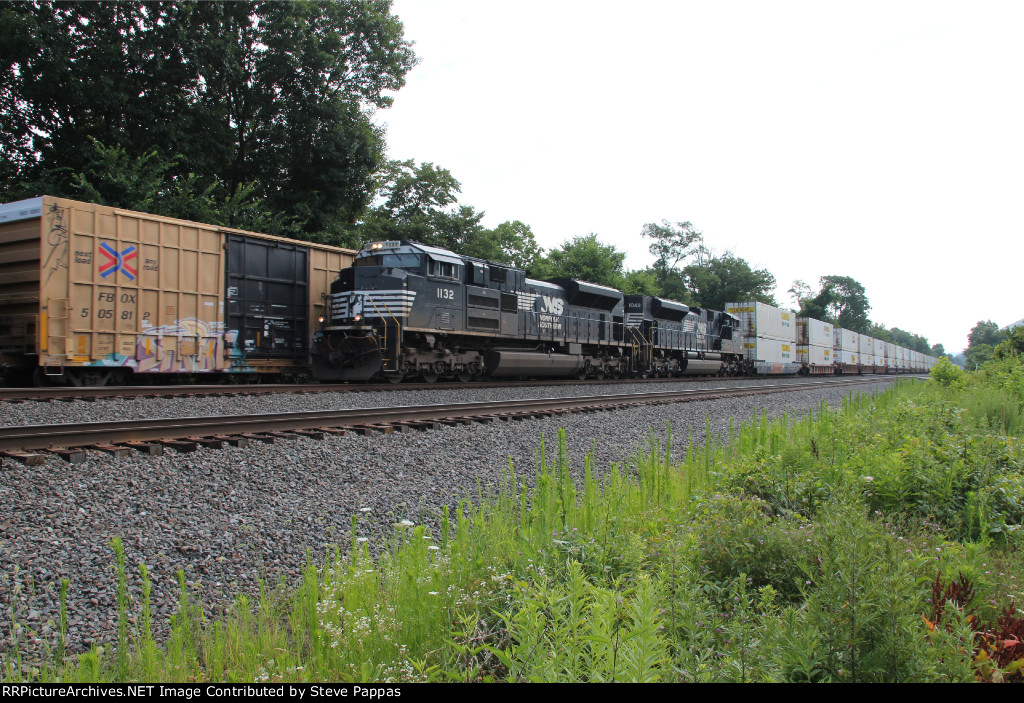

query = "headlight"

[
  {"left": 353, "top": 314, "right": 362, "bottom": 322},
  {"left": 318, "top": 315, "right": 324, "bottom": 324}
]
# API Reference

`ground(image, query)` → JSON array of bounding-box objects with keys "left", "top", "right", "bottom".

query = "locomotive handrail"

[{"left": 363, "top": 295, "right": 402, "bottom": 372}]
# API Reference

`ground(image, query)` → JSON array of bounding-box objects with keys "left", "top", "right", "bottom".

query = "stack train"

[
  {"left": 0, "top": 196, "right": 936, "bottom": 386},
  {"left": 311, "top": 240, "right": 936, "bottom": 383}
]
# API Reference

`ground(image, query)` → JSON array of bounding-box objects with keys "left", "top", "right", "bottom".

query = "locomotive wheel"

[
  {"left": 455, "top": 370, "right": 473, "bottom": 383},
  {"left": 421, "top": 371, "right": 439, "bottom": 383},
  {"left": 595, "top": 368, "right": 606, "bottom": 380},
  {"left": 385, "top": 373, "right": 405, "bottom": 384}
]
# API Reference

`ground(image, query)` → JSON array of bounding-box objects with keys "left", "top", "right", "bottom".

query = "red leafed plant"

[{"left": 924, "top": 572, "right": 1023, "bottom": 683}]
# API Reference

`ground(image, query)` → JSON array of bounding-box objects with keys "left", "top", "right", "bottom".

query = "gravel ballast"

[
  {"left": 0, "top": 378, "right": 902, "bottom": 663},
  {"left": 2, "top": 376, "right": 883, "bottom": 427}
]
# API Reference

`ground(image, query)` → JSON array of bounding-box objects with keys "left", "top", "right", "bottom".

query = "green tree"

[
  {"left": 888, "top": 328, "right": 930, "bottom": 353},
  {"left": 965, "top": 320, "right": 1006, "bottom": 368},
  {"left": 967, "top": 320, "right": 1005, "bottom": 349},
  {"left": 25, "top": 139, "right": 298, "bottom": 235},
  {"left": 532, "top": 234, "right": 626, "bottom": 288},
  {"left": 683, "top": 252, "right": 777, "bottom": 311},
  {"left": 643, "top": 220, "right": 703, "bottom": 270},
  {"left": 965, "top": 344, "right": 995, "bottom": 368},
  {"left": 795, "top": 276, "right": 871, "bottom": 332},
  {"left": 868, "top": 324, "right": 892, "bottom": 343},
  {"left": 995, "top": 326, "right": 1024, "bottom": 359},
  {"left": 487, "top": 220, "right": 543, "bottom": 271},
  {"left": 620, "top": 268, "right": 663, "bottom": 296},
  {"left": 361, "top": 159, "right": 496, "bottom": 259},
  {"left": 641, "top": 220, "right": 703, "bottom": 300},
  {"left": 788, "top": 279, "right": 815, "bottom": 310},
  {"left": 1, "top": 1, "right": 416, "bottom": 243}
]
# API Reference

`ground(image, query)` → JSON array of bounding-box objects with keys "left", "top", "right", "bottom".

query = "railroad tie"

[
  {"left": 1, "top": 450, "right": 47, "bottom": 466},
  {"left": 352, "top": 424, "right": 394, "bottom": 435},
  {"left": 124, "top": 441, "right": 164, "bottom": 456},
  {"left": 240, "top": 433, "right": 276, "bottom": 444},
  {"left": 49, "top": 448, "right": 88, "bottom": 464},
  {"left": 212, "top": 435, "right": 250, "bottom": 448},
  {"left": 156, "top": 439, "right": 199, "bottom": 453},
  {"left": 401, "top": 420, "right": 437, "bottom": 431},
  {"left": 89, "top": 444, "right": 132, "bottom": 458},
  {"left": 189, "top": 437, "right": 225, "bottom": 449}
]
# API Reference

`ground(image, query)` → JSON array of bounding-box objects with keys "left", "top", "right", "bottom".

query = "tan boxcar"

[{"left": 0, "top": 196, "right": 353, "bottom": 384}]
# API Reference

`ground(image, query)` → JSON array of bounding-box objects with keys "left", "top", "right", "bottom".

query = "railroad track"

[
  {"left": 0, "top": 377, "right": 911, "bottom": 463},
  {"left": 0, "top": 372, "right": 916, "bottom": 403}
]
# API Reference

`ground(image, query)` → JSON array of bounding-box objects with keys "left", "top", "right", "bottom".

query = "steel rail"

[
  {"left": 0, "top": 377, "right": 905, "bottom": 452},
  {"left": 0, "top": 373, "right": 921, "bottom": 403}
]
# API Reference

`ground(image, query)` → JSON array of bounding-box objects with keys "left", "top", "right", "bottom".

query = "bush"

[
  {"left": 930, "top": 356, "right": 964, "bottom": 387},
  {"left": 691, "top": 493, "right": 813, "bottom": 602}
]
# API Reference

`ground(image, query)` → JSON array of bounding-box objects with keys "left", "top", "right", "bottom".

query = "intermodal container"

[
  {"left": 797, "top": 317, "right": 833, "bottom": 347},
  {"left": 873, "top": 337, "right": 885, "bottom": 359},
  {"left": 797, "top": 344, "right": 832, "bottom": 366},
  {"left": 741, "top": 336, "right": 797, "bottom": 365},
  {"left": 833, "top": 327, "right": 859, "bottom": 352},
  {"left": 725, "top": 302, "right": 796, "bottom": 343}
]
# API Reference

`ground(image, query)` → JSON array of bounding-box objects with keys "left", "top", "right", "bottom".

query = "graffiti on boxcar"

[
  {"left": 87, "top": 318, "right": 226, "bottom": 373},
  {"left": 43, "top": 203, "right": 69, "bottom": 283},
  {"left": 134, "top": 317, "right": 225, "bottom": 373}
]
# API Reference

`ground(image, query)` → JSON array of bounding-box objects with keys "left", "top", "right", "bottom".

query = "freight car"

[
  {"left": 0, "top": 196, "right": 354, "bottom": 385},
  {"left": 725, "top": 301, "right": 937, "bottom": 376},
  {"left": 311, "top": 240, "right": 743, "bottom": 382}
]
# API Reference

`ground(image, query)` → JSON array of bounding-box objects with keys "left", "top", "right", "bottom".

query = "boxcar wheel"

[{"left": 421, "top": 371, "right": 439, "bottom": 383}]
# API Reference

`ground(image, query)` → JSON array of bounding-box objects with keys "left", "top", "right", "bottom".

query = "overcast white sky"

[{"left": 379, "top": 0, "right": 1023, "bottom": 354}]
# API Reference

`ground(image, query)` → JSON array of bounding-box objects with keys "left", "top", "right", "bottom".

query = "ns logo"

[{"left": 538, "top": 295, "right": 564, "bottom": 315}]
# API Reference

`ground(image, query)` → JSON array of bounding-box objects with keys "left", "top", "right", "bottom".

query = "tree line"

[{"left": 1, "top": 1, "right": 941, "bottom": 354}]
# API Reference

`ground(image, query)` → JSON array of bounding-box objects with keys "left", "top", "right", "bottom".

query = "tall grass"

[{"left": 4, "top": 378, "right": 1021, "bottom": 683}]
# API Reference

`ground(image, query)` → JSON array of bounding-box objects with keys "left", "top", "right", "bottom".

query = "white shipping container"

[
  {"left": 859, "top": 335, "right": 874, "bottom": 355},
  {"left": 798, "top": 344, "right": 832, "bottom": 366},
  {"left": 862, "top": 352, "right": 875, "bottom": 367},
  {"left": 834, "top": 328, "right": 859, "bottom": 351},
  {"left": 741, "top": 336, "right": 797, "bottom": 365},
  {"left": 873, "top": 338, "right": 885, "bottom": 358},
  {"left": 798, "top": 317, "right": 833, "bottom": 347},
  {"left": 835, "top": 349, "right": 859, "bottom": 365},
  {"left": 726, "top": 302, "right": 797, "bottom": 343},
  {"left": 886, "top": 342, "right": 896, "bottom": 360}
]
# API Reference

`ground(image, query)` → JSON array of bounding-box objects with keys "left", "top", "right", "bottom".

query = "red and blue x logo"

[{"left": 98, "top": 243, "right": 138, "bottom": 281}]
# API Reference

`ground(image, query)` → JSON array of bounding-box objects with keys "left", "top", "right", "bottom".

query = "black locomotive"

[{"left": 311, "top": 240, "right": 743, "bottom": 383}]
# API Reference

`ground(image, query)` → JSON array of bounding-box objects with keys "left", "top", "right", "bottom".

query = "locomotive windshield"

[{"left": 353, "top": 253, "right": 423, "bottom": 270}]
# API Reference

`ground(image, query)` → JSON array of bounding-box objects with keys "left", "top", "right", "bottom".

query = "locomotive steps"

[{"left": 0, "top": 377, "right": 917, "bottom": 462}]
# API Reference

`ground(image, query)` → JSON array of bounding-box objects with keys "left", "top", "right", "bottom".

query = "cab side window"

[{"left": 428, "top": 259, "right": 459, "bottom": 280}]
